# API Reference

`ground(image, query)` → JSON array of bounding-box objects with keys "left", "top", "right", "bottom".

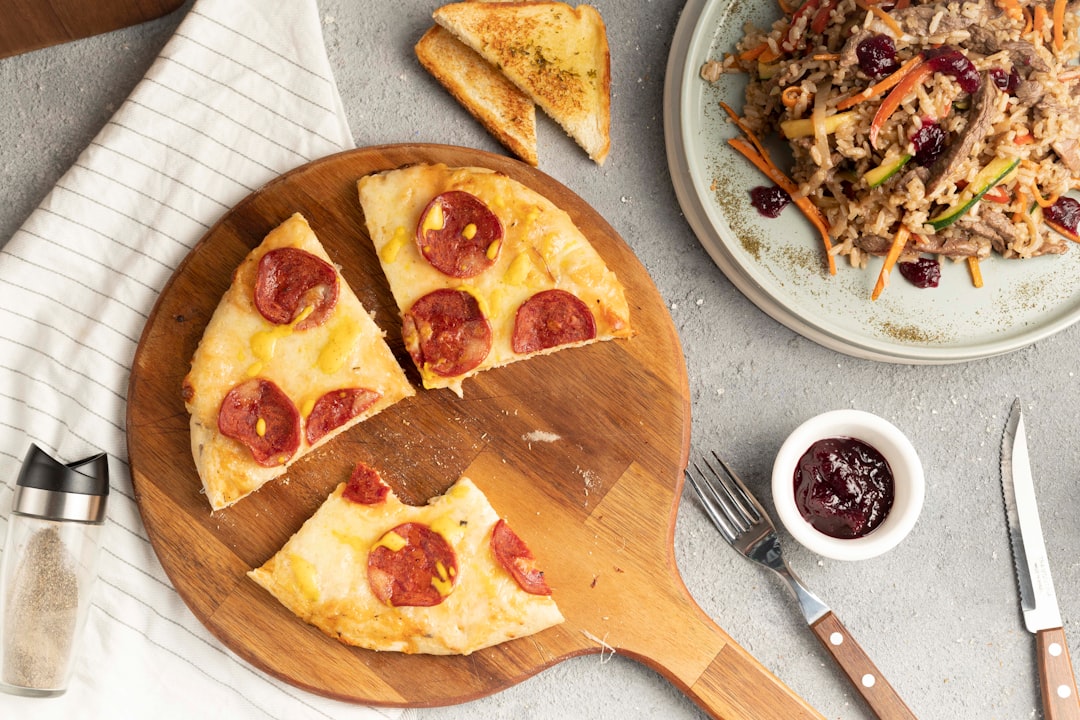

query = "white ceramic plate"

[{"left": 663, "top": 0, "right": 1080, "bottom": 363}]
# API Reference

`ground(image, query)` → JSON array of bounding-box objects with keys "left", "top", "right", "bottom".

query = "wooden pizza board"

[
  {"left": 0, "top": 0, "right": 186, "bottom": 59},
  {"left": 126, "top": 144, "right": 823, "bottom": 719}
]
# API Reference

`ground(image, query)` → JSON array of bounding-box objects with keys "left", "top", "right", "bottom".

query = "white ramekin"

[{"left": 771, "top": 409, "right": 924, "bottom": 561}]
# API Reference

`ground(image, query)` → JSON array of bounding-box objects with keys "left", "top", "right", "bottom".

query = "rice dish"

[{"left": 701, "top": 0, "right": 1080, "bottom": 293}]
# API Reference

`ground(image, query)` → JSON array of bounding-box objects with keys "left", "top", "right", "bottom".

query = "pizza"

[
  {"left": 248, "top": 461, "right": 564, "bottom": 655},
  {"left": 182, "top": 213, "right": 414, "bottom": 510},
  {"left": 356, "top": 163, "right": 632, "bottom": 396}
]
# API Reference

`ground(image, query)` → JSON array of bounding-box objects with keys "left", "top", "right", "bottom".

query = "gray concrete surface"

[{"left": 2, "top": 1, "right": 1078, "bottom": 718}]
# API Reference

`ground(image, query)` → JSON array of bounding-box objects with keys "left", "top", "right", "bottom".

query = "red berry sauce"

[{"left": 793, "top": 437, "right": 895, "bottom": 539}]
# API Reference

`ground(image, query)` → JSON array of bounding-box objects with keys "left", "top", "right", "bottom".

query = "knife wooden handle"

[
  {"left": 810, "top": 611, "right": 917, "bottom": 720},
  {"left": 1037, "top": 627, "right": 1080, "bottom": 720}
]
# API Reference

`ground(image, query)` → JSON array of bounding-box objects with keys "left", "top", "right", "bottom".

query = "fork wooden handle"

[{"left": 810, "top": 611, "right": 918, "bottom": 720}]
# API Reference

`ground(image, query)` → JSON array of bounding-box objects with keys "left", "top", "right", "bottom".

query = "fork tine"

[
  {"left": 685, "top": 465, "right": 740, "bottom": 542},
  {"left": 704, "top": 451, "right": 768, "bottom": 525}
]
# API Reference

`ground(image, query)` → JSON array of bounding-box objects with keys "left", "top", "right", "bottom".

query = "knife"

[{"left": 1001, "top": 398, "right": 1080, "bottom": 720}]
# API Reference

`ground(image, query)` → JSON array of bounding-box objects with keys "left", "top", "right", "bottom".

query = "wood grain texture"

[
  {"left": 0, "top": 0, "right": 186, "bottom": 59},
  {"left": 1037, "top": 627, "right": 1080, "bottom": 720},
  {"left": 126, "top": 143, "right": 822, "bottom": 718}
]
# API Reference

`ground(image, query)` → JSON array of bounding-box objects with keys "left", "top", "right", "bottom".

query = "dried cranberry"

[
  {"left": 750, "top": 185, "right": 792, "bottom": 218},
  {"left": 989, "top": 67, "right": 1021, "bottom": 94},
  {"left": 911, "top": 122, "right": 946, "bottom": 167},
  {"left": 898, "top": 257, "right": 941, "bottom": 288},
  {"left": 1045, "top": 196, "right": 1080, "bottom": 237},
  {"left": 856, "top": 34, "right": 899, "bottom": 78},
  {"left": 924, "top": 46, "right": 981, "bottom": 93}
]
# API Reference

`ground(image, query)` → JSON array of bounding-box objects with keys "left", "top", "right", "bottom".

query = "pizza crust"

[
  {"left": 183, "top": 213, "right": 414, "bottom": 510},
  {"left": 248, "top": 475, "right": 564, "bottom": 655}
]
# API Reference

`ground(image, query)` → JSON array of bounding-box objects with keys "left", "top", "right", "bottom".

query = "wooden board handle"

[
  {"left": 809, "top": 611, "right": 917, "bottom": 719},
  {"left": 1037, "top": 627, "right": 1080, "bottom": 720},
  {"left": 682, "top": 620, "right": 827, "bottom": 720}
]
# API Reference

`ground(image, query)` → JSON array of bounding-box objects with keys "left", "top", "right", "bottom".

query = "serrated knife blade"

[{"left": 1001, "top": 398, "right": 1080, "bottom": 720}]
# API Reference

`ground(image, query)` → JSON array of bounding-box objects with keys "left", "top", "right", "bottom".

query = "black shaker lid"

[{"left": 16, "top": 444, "right": 110, "bottom": 497}]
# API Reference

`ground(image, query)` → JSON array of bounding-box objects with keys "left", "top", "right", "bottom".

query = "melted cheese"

[
  {"left": 248, "top": 476, "right": 564, "bottom": 655},
  {"left": 289, "top": 554, "right": 320, "bottom": 602},
  {"left": 317, "top": 315, "right": 362, "bottom": 375},
  {"left": 356, "top": 164, "right": 632, "bottom": 397},
  {"left": 182, "top": 213, "right": 415, "bottom": 511},
  {"left": 373, "top": 529, "right": 408, "bottom": 553},
  {"left": 381, "top": 225, "right": 410, "bottom": 264},
  {"left": 421, "top": 202, "right": 445, "bottom": 233}
]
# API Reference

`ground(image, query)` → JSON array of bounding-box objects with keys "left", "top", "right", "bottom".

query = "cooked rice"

[{"left": 701, "top": 0, "right": 1080, "bottom": 270}]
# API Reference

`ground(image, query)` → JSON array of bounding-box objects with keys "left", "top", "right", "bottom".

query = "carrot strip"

[
  {"left": 894, "top": 0, "right": 911, "bottom": 9},
  {"left": 1012, "top": 188, "right": 1028, "bottom": 223},
  {"left": 998, "top": 0, "right": 1023, "bottom": 22},
  {"left": 1033, "top": 4, "right": 1047, "bottom": 35},
  {"left": 759, "top": 46, "right": 783, "bottom": 63},
  {"left": 1030, "top": 184, "right": 1060, "bottom": 208},
  {"left": 739, "top": 43, "right": 770, "bottom": 61},
  {"left": 984, "top": 185, "right": 1011, "bottom": 203},
  {"left": 967, "top": 257, "right": 984, "bottom": 288},
  {"left": 779, "top": 0, "right": 796, "bottom": 14},
  {"left": 719, "top": 102, "right": 775, "bottom": 164},
  {"left": 727, "top": 137, "right": 838, "bottom": 275},
  {"left": 1052, "top": 0, "right": 1066, "bottom": 51},
  {"left": 871, "top": 225, "right": 911, "bottom": 300},
  {"left": 867, "top": 4, "right": 904, "bottom": 36},
  {"left": 781, "top": 86, "right": 804, "bottom": 108},
  {"left": 869, "top": 62, "right": 935, "bottom": 147},
  {"left": 836, "top": 54, "right": 925, "bottom": 110},
  {"left": 1014, "top": 132, "right": 1036, "bottom": 145},
  {"left": 1022, "top": 6, "right": 1033, "bottom": 34}
]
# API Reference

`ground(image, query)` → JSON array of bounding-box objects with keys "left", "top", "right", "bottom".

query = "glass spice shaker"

[{"left": 0, "top": 443, "right": 109, "bottom": 697}]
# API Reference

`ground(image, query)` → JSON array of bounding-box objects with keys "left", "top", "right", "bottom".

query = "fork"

[{"left": 687, "top": 452, "right": 918, "bottom": 720}]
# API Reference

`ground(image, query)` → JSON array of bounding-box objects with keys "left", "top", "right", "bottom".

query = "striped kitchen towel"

[{"left": 0, "top": 1, "right": 405, "bottom": 718}]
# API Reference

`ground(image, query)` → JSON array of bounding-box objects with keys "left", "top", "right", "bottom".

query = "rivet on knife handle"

[
  {"left": 1037, "top": 627, "right": 1080, "bottom": 720},
  {"left": 810, "top": 612, "right": 918, "bottom": 720}
]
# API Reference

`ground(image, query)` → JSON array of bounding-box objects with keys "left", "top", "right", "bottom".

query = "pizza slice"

[
  {"left": 182, "top": 213, "right": 414, "bottom": 511},
  {"left": 248, "top": 461, "right": 564, "bottom": 655},
  {"left": 357, "top": 163, "right": 632, "bottom": 396}
]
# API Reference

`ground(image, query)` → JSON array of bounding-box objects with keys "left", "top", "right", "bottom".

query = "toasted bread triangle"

[
  {"left": 433, "top": 1, "right": 611, "bottom": 164},
  {"left": 416, "top": 26, "right": 538, "bottom": 166}
]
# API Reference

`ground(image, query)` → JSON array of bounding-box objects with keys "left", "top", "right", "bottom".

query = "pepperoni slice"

[
  {"left": 217, "top": 378, "right": 301, "bottom": 467},
  {"left": 490, "top": 519, "right": 552, "bottom": 596},
  {"left": 511, "top": 289, "right": 597, "bottom": 354},
  {"left": 416, "top": 190, "right": 503, "bottom": 278},
  {"left": 305, "top": 388, "right": 381, "bottom": 445},
  {"left": 254, "top": 247, "right": 339, "bottom": 330},
  {"left": 343, "top": 461, "right": 389, "bottom": 505},
  {"left": 367, "top": 523, "right": 458, "bottom": 607},
  {"left": 402, "top": 289, "right": 492, "bottom": 377}
]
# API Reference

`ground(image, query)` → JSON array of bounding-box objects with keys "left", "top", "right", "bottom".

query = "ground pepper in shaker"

[{"left": 0, "top": 443, "right": 108, "bottom": 697}]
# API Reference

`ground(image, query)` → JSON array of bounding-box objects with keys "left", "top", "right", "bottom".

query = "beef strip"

[
  {"left": 961, "top": 211, "right": 1068, "bottom": 258},
  {"left": 892, "top": 4, "right": 978, "bottom": 35},
  {"left": 1013, "top": 79, "right": 1044, "bottom": 107},
  {"left": 853, "top": 231, "right": 986, "bottom": 258},
  {"left": 839, "top": 28, "right": 873, "bottom": 69},
  {"left": 966, "top": 28, "right": 1050, "bottom": 72},
  {"left": 911, "top": 232, "right": 989, "bottom": 258},
  {"left": 925, "top": 74, "right": 999, "bottom": 196},
  {"left": 1052, "top": 138, "right": 1080, "bottom": 176},
  {"left": 853, "top": 234, "right": 895, "bottom": 255}
]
